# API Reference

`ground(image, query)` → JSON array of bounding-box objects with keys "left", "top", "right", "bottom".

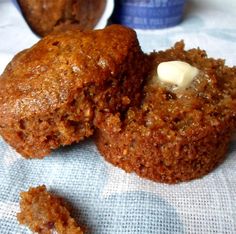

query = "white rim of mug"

[{"left": 95, "top": 0, "right": 114, "bottom": 29}]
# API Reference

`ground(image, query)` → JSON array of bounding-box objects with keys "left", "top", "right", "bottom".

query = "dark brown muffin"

[
  {"left": 96, "top": 41, "right": 236, "bottom": 184},
  {"left": 17, "top": 185, "right": 83, "bottom": 234},
  {"left": 17, "top": 0, "right": 106, "bottom": 36},
  {"left": 0, "top": 25, "right": 148, "bottom": 158}
]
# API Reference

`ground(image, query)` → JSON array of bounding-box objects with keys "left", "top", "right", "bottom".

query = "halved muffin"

[
  {"left": 96, "top": 41, "right": 236, "bottom": 183},
  {"left": 0, "top": 25, "right": 148, "bottom": 158}
]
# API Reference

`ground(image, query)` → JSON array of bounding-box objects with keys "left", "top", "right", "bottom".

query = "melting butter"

[{"left": 157, "top": 61, "right": 199, "bottom": 89}]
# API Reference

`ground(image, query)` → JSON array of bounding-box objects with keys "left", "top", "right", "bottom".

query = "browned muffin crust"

[
  {"left": 0, "top": 25, "right": 148, "bottom": 158},
  {"left": 96, "top": 41, "right": 236, "bottom": 184},
  {"left": 17, "top": 0, "right": 106, "bottom": 36},
  {"left": 17, "top": 185, "right": 83, "bottom": 234}
]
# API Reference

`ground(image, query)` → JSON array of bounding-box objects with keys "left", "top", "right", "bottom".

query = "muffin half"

[
  {"left": 0, "top": 25, "right": 148, "bottom": 158},
  {"left": 96, "top": 41, "right": 236, "bottom": 183}
]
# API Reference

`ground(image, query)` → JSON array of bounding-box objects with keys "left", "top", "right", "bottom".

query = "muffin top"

[
  {"left": 0, "top": 25, "right": 141, "bottom": 122},
  {"left": 17, "top": 0, "right": 106, "bottom": 36}
]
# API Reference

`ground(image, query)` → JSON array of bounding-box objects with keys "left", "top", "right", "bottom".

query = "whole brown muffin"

[
  {"left": 17, "top": 185, "right": 83, "bottom": 234},
  {"left": 0, "top": 25, "right": 148, "bottom": 158},
  {"left": 96, "top": 41, "right": 236, "bottom": 184},
  {"left": 17, "top": 0, "right": 106, "bottom": 36}
]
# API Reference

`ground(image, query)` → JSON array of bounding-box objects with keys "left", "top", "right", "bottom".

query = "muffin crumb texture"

[{"left": 17, "top": 185, "right": 83, "bottom": 234}]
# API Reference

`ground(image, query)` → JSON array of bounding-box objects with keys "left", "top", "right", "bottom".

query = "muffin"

[
  {"left": 17, "top": 185, "right": 83, "bottom": 234},
  {"left": 96, "top": 41, "right": 236, "bottom": 184},
  {"left": 0, "top": 25, "right": 148, "bottom": 158},
  {"left": 17, "top": 0, "right": 106, "bottom": 36}
]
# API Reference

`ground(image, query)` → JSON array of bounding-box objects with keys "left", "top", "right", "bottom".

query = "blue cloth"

[{"left": 0, "top": 0, "right": 236, "bottom": 233}]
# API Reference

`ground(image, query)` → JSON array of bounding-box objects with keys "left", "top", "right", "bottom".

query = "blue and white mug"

[{"left": 112, "top": 0, "right": 185, "bottom": 29}]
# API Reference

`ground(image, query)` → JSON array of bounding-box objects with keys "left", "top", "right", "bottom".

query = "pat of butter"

[{"left": 157, "top": 61, "right": 199, "bottom": 89}]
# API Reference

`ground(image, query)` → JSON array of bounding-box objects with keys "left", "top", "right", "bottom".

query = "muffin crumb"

[{"left": 17, "top": 185, "right": 83, "bottom": 234}]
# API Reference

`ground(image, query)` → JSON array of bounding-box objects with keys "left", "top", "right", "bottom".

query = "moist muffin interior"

[{"left": 96, "top": 41, "right": 236, "bottom": 183}]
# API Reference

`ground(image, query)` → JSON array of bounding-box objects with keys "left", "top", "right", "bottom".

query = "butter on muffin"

[
  {"left": 0, "top": 25, "right": 148, "bottom": 158},
  {"left": 96, "top": 41, "right": 236, "bottom": 184},
  {"left": 17, "top": 185, "right": 83, "bottom": 234},
  {"left": 17, "top": 0, "right": 106, "bottom": 36}
]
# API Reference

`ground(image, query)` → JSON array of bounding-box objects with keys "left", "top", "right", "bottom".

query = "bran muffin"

[
  {"left": 17, "top": 0, "right": 106, "bottom": 37},
  {"left": 96, "top": 41, "right": 236, "bottom": 184},
  {"left": 0, "top": 25, "right": 148, "bottom": 158},
  {"left": 17, "top": 185, "right": 83, "bottom": 234}
]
